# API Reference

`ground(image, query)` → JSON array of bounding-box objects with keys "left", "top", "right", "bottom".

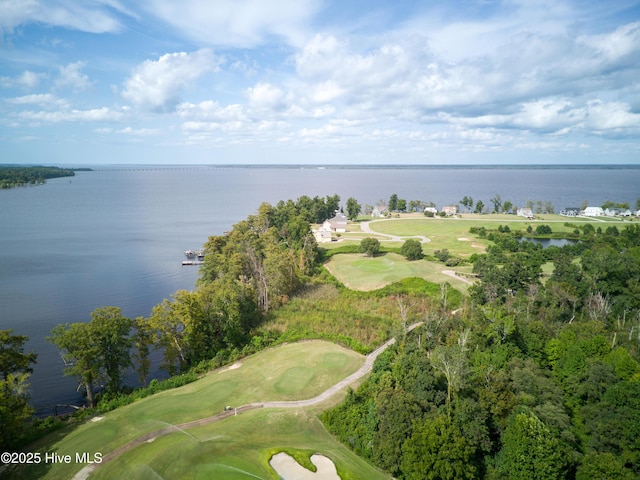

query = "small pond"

[{"left": 519, "top": 238, "right": 577, "bottom": 248}]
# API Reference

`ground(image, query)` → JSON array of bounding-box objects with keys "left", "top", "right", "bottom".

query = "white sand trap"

[
  {"left": 219, "top": 361, "right": 242, "bottom": 373},
  {"left": 457, "top": 237, "right": 470, "bottom": 241},
  {"left": 269, "top": 452, "right": 341, "bottom": 480}
]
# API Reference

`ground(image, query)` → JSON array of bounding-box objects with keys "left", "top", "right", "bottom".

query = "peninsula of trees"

[{"left": 0, "top": 165, "right": 79, "bottom": 189}]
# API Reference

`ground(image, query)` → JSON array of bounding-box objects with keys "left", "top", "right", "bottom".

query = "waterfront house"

[
  {"left": 517, "top": 207, "right": 534, "bottom": 219},
  {"left": 323, "top": 212, "right": 348, "bottom": 232},
  {"left": 442, "top": 205, "right": 457, "bottom": 216},
  {"left": 313, "top": 227, "right": 332, "bottom": 243},
  {"left": 582, "top": 207, "right": 604, "bottom": 217},
  {"left": 424, "top": 207, "right": 438, "bottom": 215},
  {"left": 560, "top": 207, "right": 581, "bottom": 217}
]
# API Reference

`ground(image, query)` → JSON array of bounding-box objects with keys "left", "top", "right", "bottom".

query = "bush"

[
  {"left": 434, "top": 249, "right": 450, "bottom": 262},
  {"left": 400, "top": 239, "right": 424, "bottom": 260},
  {"left": 360, "top": 237, "right": 381, "bottom": 257},
  {"left": 535, "top": 224, "right": 552, "bottom": 235}
]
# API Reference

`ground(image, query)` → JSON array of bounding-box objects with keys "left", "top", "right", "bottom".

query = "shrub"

[
  {"left": 400, "top": 239, "right": 424, "bottom": 260},
  {"left": 360, "top": 237, "right": 381, "bottom": 257}
]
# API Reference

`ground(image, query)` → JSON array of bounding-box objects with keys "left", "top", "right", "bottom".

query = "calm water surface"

[{"left": 1, "top": 165, "right": 638, "bottom": 410}]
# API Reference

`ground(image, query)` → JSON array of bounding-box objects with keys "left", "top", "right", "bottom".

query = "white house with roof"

[
  {"left": 560, "top": 207, "right": 581, "bottom": 217},
  {"left": 323, "top": 212, "right": 348, "bottom": 232},
  {"left": 517, "top": 207, "right": 534, "bottom": 219},
  {"left": 442, "top": 205, "right": 457, "bottom": 216},
  {"left": 424, "top": 207, "right": 438, "bottom": 215},
  {"left": 313, "top": 228, "right": 332, "bottom": 243},
  {"left": 582, "top": 207, "right": 604, "bottom": 217}
]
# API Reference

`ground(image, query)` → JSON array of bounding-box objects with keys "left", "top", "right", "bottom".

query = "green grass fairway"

[
  {"left": 324, "top": 252, "right": 472, "bottom": 292},
  {"left": 362, "top": 214, "right": 630, "bottom": 257},
  {"left": 14, "top": 341, "right": 368, "bottom": 480},
  {"left": 91, "top": 408, "right": 389, "bottom": 480}
]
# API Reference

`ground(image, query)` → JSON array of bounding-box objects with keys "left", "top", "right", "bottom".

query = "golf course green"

[{"left": 14, "top": 341, "right": 390, "bottom": 480}]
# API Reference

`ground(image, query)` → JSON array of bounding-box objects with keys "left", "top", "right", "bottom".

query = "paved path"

[
  {"left": 72, "top": 324, "right": 423, "bottom": 480},
  {"left": 360, "top": 220, "right": 430, "bottom": 243}
]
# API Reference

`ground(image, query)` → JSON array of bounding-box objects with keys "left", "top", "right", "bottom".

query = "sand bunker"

[
  {"left": 269, "top": 452, "right": 341, "bottom": 480},
  {"left": 219, "top": 361, "right": 242, "bottom": 373},
  {"left": 457, "top": 237, "right": 470, "bottom": 241}
]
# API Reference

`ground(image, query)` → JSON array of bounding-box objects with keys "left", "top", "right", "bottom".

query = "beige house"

[
  {"left": 442, "top": 205, "right": 457, "bottom": 216},
  {"left": 313, "top": 228, "right": 332, "bottom": 243},
  {"left": 323, "top": 212, "right": 348, "bottom": 232}
]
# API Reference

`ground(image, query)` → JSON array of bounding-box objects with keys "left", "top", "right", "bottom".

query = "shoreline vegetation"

[
  {"left": 3, "top": 191, "right": 640, "bottom": 480},
  {"left": 0, "top": 166, "right": 90, "bottom": 189}
]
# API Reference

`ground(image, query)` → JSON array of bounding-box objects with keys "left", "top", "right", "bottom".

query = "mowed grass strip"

[
  {"left": 91, "top": 408, "right": 390, "bottom": 480},
  {"left": 19, "top": 341, "right": 364, "bottom": 480},
  {"left": 324, "top": 252, "right": 472, "bottom": 292}
]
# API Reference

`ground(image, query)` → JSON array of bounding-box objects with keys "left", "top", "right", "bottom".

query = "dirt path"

[
  {"left": 441, "top": 269, "right": 475, "bottom": 285},
  {"left": 72, "top": 323, "right": 423, "bottom": 480}
]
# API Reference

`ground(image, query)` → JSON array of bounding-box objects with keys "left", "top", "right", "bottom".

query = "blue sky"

[{"left": 1, "top": 0, "right": 639, "bottom": 165}]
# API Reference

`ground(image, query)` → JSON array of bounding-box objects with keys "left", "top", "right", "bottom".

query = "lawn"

[
  {"left": 324, "top": 252, "right": 473, "bottom": 292},
  {"left": 91, "top": 408, "right": 389, "bottom": 480},
  {"left": 11, "top": 341, "right": 369, "bottom": 480},
  {"left": 361, "top": 214, "right": 630, "bottom": 257}
]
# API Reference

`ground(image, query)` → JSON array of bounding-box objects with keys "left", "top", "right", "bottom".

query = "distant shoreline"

[{"left": 51, "top": 163, "right": 640, "bottom": 171}]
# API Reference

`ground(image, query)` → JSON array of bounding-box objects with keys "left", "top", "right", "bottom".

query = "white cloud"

[
  {"left": 246, "top": 83, "right": 286, "bottom": 110},
  {"left": 142, "top": 0, "right": 318, "bottom": 47},
  {"left": 121, "top": 49, "right": 222, "bottom": 112},
  {"left": 585, "top": 101, "right": 640, "bottom": 132},
  {"left": 0, "top": 70, "right": 47, "bottom": 89},
  {"left": 0, "top": 0, "right": 130, "bottom": 34},
  {"left": 18, "top": 107, "right": 124, "bottom": 123},
  {"left": 6, "top": 93, "right": 68, "bottom": 108},
  {"left": 55, "top": 61, "right": 92, "bottom": 91},
  {"left": 95, "top": 126, "right": 160, "bottom": 135}
]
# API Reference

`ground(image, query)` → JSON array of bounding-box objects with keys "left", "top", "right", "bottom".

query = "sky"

[{"left": 1, "top": 0, "right": 639, "bottom": 165}]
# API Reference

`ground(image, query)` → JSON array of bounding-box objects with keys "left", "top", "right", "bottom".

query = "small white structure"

[
  {"left": 517, "top": 207, "right": 534, "bottom": 219},
  {"left": 322, "top": 212, "right": 347, "bottom": 232},
  {"left": 313, "top": 228, "right": 332, "bottom": 243},
  {"left": 372, "top": 205, "right": 387, "bottom": 217},
  {"left": 620, "top": 209, "right": 632, "bottom": 217},
  {"left": 424, "top": 207, "right": 438, "bottom": 215},
  {"left": 560, "top": 207, "right": 581, "bottom": 217},
  {"left": 582, "top": 207, "right": 604, "bottom": 217},
  {"left": 442, "top": 205, "right": 457, "bottom": 216}
]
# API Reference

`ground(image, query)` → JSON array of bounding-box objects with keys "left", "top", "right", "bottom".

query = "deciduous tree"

[{"left": 360, "top": 237, "right": 380, "bottom": 257}]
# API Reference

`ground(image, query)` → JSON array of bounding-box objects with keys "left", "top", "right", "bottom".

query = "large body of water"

[{"left": 1, "top": 164, "right": 639, "bottom": 411}]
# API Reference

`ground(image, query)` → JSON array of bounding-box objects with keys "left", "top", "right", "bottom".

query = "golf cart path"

[
  {"left": 360, "top": 220, "right": 430, "bottom": 243},
  {"left": 72, "top": 323, "right": 423, "bottom": 480}
]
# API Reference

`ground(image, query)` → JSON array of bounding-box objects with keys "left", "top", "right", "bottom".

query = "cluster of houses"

[
  {"left": 312, "top": 203, "right": 640, "bottom": 243},
  {"left": 560, "top": 207, "right": 639, "bottom": 217}
]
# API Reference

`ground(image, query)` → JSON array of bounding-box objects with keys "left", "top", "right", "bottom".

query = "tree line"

[{"left": 0, "top": 166, "right": 76, "bottom": 189}]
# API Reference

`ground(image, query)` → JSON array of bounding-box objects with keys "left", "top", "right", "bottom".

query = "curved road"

[
  {"left": 72, "top": 323, "right": 422, "bottom": 479},
  {"left": 360, "top": 220, "right": 430, "bottom": 243}
]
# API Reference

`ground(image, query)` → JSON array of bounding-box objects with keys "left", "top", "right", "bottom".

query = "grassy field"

[
  {"left": 91, "top": 408, "right": 389, "bottom": 480},
  {"left": 324, "top": 252, "right": 473, "bottom": 293},
  {"left": 320, "top": 213, "right": 634, "bottom": 294},
  {"left": 11, "top": 342, "right": 375, "bottom": 480}
]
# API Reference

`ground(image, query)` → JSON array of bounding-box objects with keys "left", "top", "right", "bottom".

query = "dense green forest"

[
  {"left": 0, "top": 166, "right": 76, "bottom": 188},
  {"left": 323, "top": 224, "right": 640, "bottom": 479}
]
